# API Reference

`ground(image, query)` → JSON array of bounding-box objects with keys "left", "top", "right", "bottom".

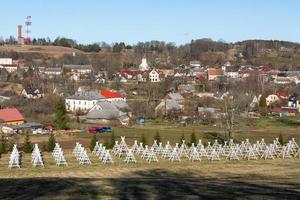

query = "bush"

[
  {"left": 47, "top": 133, "right": 56, "bottom": 152},
  {"left": 22, "top": 133, "right": 33, "bottom": 153},
  {"left": 278, "top": 134, "right": 284, "bottom": 145},
  {"left": 189, "top": 130, "right": 197, "bottom": 146},
  {"left": 140, "top": 134, "right": 147, "bottom": 147},
  {"left": 154, "top": 130, "right": 161, "bottom": 144},
  {"left": 0, "top": 134, "right": 7, "bottom": 154},
  {"left": 89, "top": 133, "right": 97, "bottom": 151}
]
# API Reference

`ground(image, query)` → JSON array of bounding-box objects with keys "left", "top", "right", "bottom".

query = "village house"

[
  {"left": 63, "top": 64, "right": 93, "bottom": 74},
  {"left": 63, "top": 64, "right": 93, "bottom": 81},
  {"left": 207, "top": 68, "right": 223, "bottom": 81},
  {"left": 189, "top": 60, "right": 201, "bottom": 67},
  {"left": 44, "top": 67, "right": 62, "bottom": 77},
  {"left": 0, "top": 108, "right": 24, "bottom": 125},
  {"left": 271, "top": 107, "right": 299, "bottom": 117},
  {"left": 86, "top": 100, "right": 130, "bottom": 125},
  {"left": 155, "top": 92, "right": 184, "bottom": 116},
  {"left": 178, "top": 84, "right": 196, "bottom": 94},
  {"left": 21, "top": 87, "right": 45, "bottom": 99},
  {"left": 65, "top": 91, "right": 104, "bottom": 112},
  {"left": 148, "top": 69, "right": 164, "bottom": 82},
  {"left": 288, "top": 95, "right": 300, "bottom": 109},
  {"left": 0, "top": 58, "right": 18, "bottom": 73}
]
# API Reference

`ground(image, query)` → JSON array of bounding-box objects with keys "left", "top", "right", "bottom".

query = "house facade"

[
  {"left": 65, "top": 91, "right": 104, "bottom": 112},
  {"left": 149, "top": 69, "right": 163, "bottom": 82},
  {"left": 22, "top": 88, "right": 44, "bottom": 99}
]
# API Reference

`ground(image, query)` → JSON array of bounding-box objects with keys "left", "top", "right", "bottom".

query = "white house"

[
  {"left": 266, "top": 94, "right": 280, "bottom": 106},
  {"left": 0, "top": 58, "right": 12, "bottom": 65},
  {"left": 21, "top": 88, "right": 44, "bottom": 99},
  {"left": 65, "top": 91, "right": 104, "bottom": 112},
  {"left": 44, "top": 68, "right": 62, "bottom": 77},
  {"left": 63, "top": 64, "right": 93, "bottom": 74},
  {"left": 149, "top": 69, "right": 162, "bottom": 82}
]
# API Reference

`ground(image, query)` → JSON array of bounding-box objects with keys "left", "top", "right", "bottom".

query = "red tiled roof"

[
  {"left": 99, "top": 89, "right": 125, "bottom": 99},
  {"left": 0, "top": 108, "right": 24, "bottom": 122},
  {"left": 119, "top": 70, "right": 142, "bottom": 76},
  {"left": 276, "top": 92, "right": 288, "bottom": 99},
  {"left": 208, "top": 68, "right": 222, "bottom": 76}
]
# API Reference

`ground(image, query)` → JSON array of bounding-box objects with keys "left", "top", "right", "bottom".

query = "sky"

[{"left": 0, "top": 0, "right": 299, "bottom": 45}]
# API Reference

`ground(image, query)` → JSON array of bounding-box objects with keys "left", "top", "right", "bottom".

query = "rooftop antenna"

[{"left": 25, "top": 16, "right": 32, "bottom": 44}]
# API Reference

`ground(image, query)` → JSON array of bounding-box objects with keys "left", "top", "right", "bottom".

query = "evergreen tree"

[
  {"left": 141, "top": 134, "right": 147, "bottom": 147},
  {"left": 189, "top": 130, "right": 197, "bottom": 146},
  {"left": 89, "top": 133, "right": 97, "bottom": 151},
  {"left": 47, "top": 133, "right": 56, "bottom": 152},
  {"left": 179, "top": 133, "right": 185, "bottom": 145},
  {"left": 104, "top": 136, "right": 110, "bottom": 149},
  {"left": 278, "top": 134, "right": 284, "bottom": 145},
  {"left": 154, "top": 130, "right": 161, "bottom": 144},
  {"left": 259, "top": 95, "right": 267, "bottom": 116},
  {"left": 22, "top": 133, "right": 33, "bottom": 153},
  {"left": 0, "top": 134, "right": 6, "bottom": 154},
  {"left": 53, "top": 98, "right": 69, "bottom": 130},
  {"left": 110, "top": 130, "right": 116, "bottom": 149}
]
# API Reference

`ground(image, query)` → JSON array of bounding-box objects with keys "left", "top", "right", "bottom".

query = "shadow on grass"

[{"left": 0, "top": 169, "right": 299, "bottom": 200}]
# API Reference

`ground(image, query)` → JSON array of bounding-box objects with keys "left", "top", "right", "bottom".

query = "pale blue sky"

[{"left": 0, "top": 0, "right": 299, "bottom": 45}]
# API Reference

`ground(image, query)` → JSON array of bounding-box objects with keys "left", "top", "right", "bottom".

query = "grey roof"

[
  {"left": 67, "top": 91, "right": 104, "bottom": 100},
  {"left": 86, "top": 101, "right": 126, "bottom": 120},
  {"left": 178, "top": 84, "right": 195, "bottom": 92},
  {"left": 45, "top": 67, "right": 62, "bottom": 72},
  {"left": 110, "top": 100, "right": 129, "bottom": 110},
  {"left": 6, "top": 122, "right": 43, "bottom": 130},
  {"left": 166, "top": 99, "right": 181, "bottom": 111},
  {"left": 63, "top": 64, "right": 92, "bottom": 70},
  {"left": 168, "top": 92, "right": 184, "bottom": 101},
  {"left": 198, "top": 107, "right": 218, "bottom": 113}
]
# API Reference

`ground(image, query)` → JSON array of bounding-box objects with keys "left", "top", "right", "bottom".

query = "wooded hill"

[{"left": 1, "top": 39, "right": 300, "bottom": 73}]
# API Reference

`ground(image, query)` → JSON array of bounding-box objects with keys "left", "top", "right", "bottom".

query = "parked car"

[{"left": 87, "top": 126, "right": 112, "bottom": 133}]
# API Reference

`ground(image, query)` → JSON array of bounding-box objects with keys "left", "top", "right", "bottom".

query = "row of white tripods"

[
  {"left": 110, "top": 136, "right": 300, "bottom": 162},
  {"left": 8, "top": 137, "right": 300, "bottom": 168}
]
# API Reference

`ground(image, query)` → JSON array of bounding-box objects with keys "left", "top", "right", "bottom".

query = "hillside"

[
  {"left": 0, "top": 45, "right": 84, "bottom": 58},
  {"left": 1, "top": 39, "right": 300, "bottom": 70}
]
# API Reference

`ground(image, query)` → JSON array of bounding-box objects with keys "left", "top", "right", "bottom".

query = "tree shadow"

[
  {"left": 107, "top": 169, "right": 300, "bottom": 200},
  {"left": 0, "top": 169, "right": 299, "bottom": 200},
  {"left": 0, "top": 178, "right": 101, "bottom": 200}
]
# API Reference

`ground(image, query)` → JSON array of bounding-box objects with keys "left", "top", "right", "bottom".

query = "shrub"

[{"left": 22, "top": 133, "right": 33, "bottom": 153}]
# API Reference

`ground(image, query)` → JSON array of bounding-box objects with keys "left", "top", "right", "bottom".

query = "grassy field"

[
  {"left": 1, "top": 117, "right": 300, "bottom": 199},
  {"left": 0, "top": 152, "right": 299, "bottom": 199}
]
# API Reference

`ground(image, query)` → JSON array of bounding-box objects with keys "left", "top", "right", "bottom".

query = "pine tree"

[
  {"left": 89, "top": 133, "right": 97, "bottom": 151},
  {"left": 259, "top": 95, "right": 267, "bottom": 116},
  {"left": 0, "top": 134, "right": 6, "bottom": 154},
  {"left": 53, "top": 98, "right": 69, "bottom": 130},
  {"left": 189, "top": 130, "right": 197, "bottom": 146},
  {"left": 278, "top": 134, "right": 284, "bottom": 145},
  {"left": 110, "top": 130, "right": 116, "bottom": 149},
  {"left": 179, "top": 133, "right": 185, "bottom": 144},
  {"left": 141, "top": 134, "right": 147, "bottom": 147},
  {"left": 154, "top": 130, "right": 161, "bottom": 144},
  {"left": 22, "top": 133, "right": 33, "bottom": 153},
  {"left": 47, "top": 133, "right": 56, "bottom": 152}
]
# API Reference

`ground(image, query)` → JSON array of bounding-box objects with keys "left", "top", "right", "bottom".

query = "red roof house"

[
  {"left": 0, "top": 108, "right": 25, "bottom": 125},
  {"left": 208, "top": 68, "right": 223, "bottom": 81}
]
